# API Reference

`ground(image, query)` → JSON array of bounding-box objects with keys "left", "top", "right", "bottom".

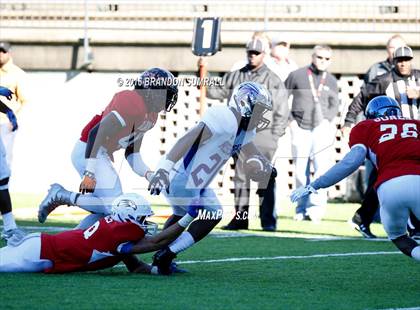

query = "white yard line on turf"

[
  {"left": 375, "top": 307, "right": 420, "bottom": 310},
  {"left": 113, "top": 251, "right": 401, "bottom": 269},
  {"left": 177, "top": 251, "right": 401, "bottom": 264},
  {"left": 212, "top": 231, "right": 389, "bottom": 241}
]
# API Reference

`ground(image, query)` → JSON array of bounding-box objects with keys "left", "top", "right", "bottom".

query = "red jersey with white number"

[
  {"left": 349, "top": 116, "right": 420, "bottom": 189},
  {"left": 80, "top": 90, "right": 158, "bottom": 154},
  {"left": 40, "top": 217, "right": 144, "bottom": 273}
]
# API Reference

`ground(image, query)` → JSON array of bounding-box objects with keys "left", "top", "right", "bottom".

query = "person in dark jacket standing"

[
  {"left": 285, "top": 45, "right": 339, "bottom": 221},
  {"left": 343, "top": 46, "right": 420, "bottom": 238},
  {"left": 202, "top": 37, "right": 289, "bottom": 231}
]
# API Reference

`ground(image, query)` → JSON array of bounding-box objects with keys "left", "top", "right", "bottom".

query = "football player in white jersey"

[{"left": 147, "top": 81, "right": 278, "bottom": 274}]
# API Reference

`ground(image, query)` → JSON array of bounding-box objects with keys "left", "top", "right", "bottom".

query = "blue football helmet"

[
  {"left": 365, "top": 96, "right": 402, "bottom": 119},
  {"left": 135, "top": 68, "right": 178, "bottom": 112},
  {"left": 228, "top": 82, "right": 272, "bottom": 131}
]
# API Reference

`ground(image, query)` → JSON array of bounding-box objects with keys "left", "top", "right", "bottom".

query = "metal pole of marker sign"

[{"left": 199, "top": 58, "right": 207, "bottom": 116}]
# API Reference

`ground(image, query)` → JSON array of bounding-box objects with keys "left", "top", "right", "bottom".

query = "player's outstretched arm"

[
  {"left": 290, "top": 145, "right": 367, "bottom": 202},
  {"left": 118, "top": 206, "right": 201, "bottom": 255},
  {"left": 148, "top": 122, "right": 212, "bottom": 195}
]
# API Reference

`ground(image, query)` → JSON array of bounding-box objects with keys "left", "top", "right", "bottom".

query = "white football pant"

[
  {"left": 378, "top": 175, "right": 420, "bottom": 240},
  {"left": 0, "top": 233, "right": 52, "bottom": 272}
]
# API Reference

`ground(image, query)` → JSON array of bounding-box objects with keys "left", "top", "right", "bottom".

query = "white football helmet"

[
  {"left": 228, "top": 82, "right": 272, "bottom": 131},
  {"left": 111, "top": 193, "right": 157, "bottom": 235}
]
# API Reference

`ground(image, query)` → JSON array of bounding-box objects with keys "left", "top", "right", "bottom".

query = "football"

[{"left": 243, "top": 156, "right": 265, "bottom": 178}]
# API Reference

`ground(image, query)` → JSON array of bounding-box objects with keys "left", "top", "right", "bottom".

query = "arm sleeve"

[
  {"left": 270, "top": 80, "right": 289, "bottom": 139},
  {"left": 283, "top": 71, "right": 295, "bottom": 97},
  {"left": 325, "top": 77, "right": 339, "bottom": 122},
  {"left": 343, "top": 78, "right": 381, "bottom": 127},
  {"left": 344, "top": 90, "right": 366, "bottom": 127},
  {"left": 126, "top": 152, "right": 150, "bottom": 177},
  {"left": 206, "top": 72, "right": 233, "bottom": 100},
  {"left": 311, "top": 145, "right": 367, "bottom": 190},
  {"left": 125, "top": 137, "right": 150, "bottom": 177}
]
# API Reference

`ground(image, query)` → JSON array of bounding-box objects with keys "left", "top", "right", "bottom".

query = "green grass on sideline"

[{"left": 1, "top": 193, "right": 419, "bottom": 310}]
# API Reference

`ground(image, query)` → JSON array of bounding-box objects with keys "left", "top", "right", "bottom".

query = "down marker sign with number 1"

[{"left": 192, "top": 17, "right": 221, "bottom": 115}]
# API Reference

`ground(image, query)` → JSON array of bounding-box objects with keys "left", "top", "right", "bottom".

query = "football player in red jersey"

[
  {"left": 0, "top": 194, "right": 200, "bottom": 274},
  {"left": 38, "top": 68, "right": 178, "bottom": 228},
  {"left": 291, "top": 96, "right": 420, "bottom": 261}
]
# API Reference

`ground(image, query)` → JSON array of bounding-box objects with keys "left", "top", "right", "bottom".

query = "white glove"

[{"left": 290, "top": 185, "right": 317, "bottom": 203}]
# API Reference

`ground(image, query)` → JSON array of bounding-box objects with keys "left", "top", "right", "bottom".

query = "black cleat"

[
  {"left": 170, "top": 262, "right": 188, "bottom": 273},
  {"left": 349, "top": 214, "right": 377, "bottom": 239},
  {"left": 407, "top": 226, "right": 420, "bottom": 240},
  {"left": 152, "top": 247, "right": 177, "bottom": 275},
  {"left": 221, "top": 216, "right": 248, "bottom": 230},
  {"left": 221, "top": 221, "right": 248, "bottom": 230},
  {"left": 262, "top": 226, "right": 276, "bottom": 232}
]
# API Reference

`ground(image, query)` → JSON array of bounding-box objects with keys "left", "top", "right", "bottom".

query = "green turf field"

[{"left": 1, "top": 194, "right": 419, "bottom": 310}]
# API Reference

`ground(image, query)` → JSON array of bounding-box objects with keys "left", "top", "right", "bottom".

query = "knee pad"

[{"left": 392, "top": 235, "right": 419, "bottom": 257}]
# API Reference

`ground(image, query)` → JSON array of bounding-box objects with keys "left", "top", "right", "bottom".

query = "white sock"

[
  {"left": 2, "top": 212, "right": 17, "bottom": 231},
  {"left": 169, "top": 231, "right": 195, "bottom": 254},
  {"left": 75, "top": 195, "right": 110, "bottom": 215},
  {"left": 70, "top": 192, "right": 79, "bottom": 205},
  {"left": 411, "top": 245, "right": 420, "bottom": 261}
]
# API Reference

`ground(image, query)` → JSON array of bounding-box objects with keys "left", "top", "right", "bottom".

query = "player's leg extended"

[
  {"left": 153, "top": 189, "right": 222, "bottom": 274},
  {"left": 0, "top": 233, "right": 52, "bottom": 272},
  {"left": 173, "top": 189, "right": 222, "bottom": 248},
  {"left": 378, "top": 175, "right": 420, "bottom": 261},
  {"left": 38, "top": 140, "right": 123, "bottom": 224},
  {"left": 71, "top": 140, "right": 123, "bottom": 209}
]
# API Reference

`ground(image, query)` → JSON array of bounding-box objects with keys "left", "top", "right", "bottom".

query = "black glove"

[{"left": 148, "top": 169, "right": 170, "bottom": 195}]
